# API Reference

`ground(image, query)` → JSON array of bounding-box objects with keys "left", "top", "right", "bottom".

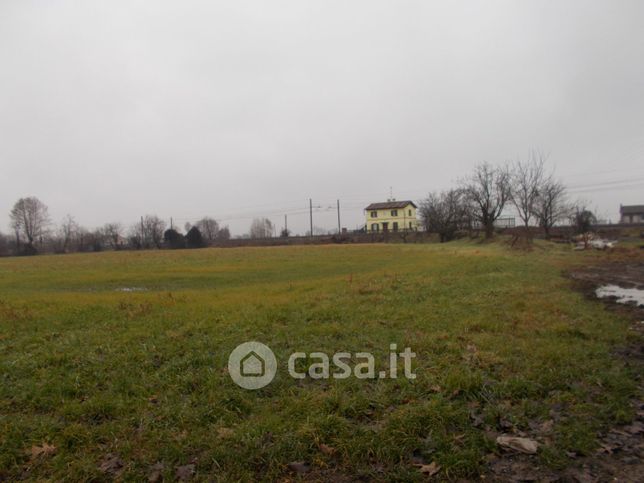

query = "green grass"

[{"left": 0, "top": 242, "right": 639, "bottom": 481}]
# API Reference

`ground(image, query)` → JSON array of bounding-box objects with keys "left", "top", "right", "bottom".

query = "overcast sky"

[{"left": 1, "top": 1, "right": 643, "bottom": 235}]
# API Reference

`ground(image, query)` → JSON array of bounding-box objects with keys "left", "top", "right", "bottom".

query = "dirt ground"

[
  {"left": 486, "top": 258, "right": 644, "bottom": 482},
  {"left": 569, "top": 259, "right": 644, "bottom": 295}
]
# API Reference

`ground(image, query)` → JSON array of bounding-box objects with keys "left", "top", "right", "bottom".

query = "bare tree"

[
  {"left": 533, "top": 177, "right": 568, "bottom": 239},
  {"left": 510, "top": 152, "right": 546, "bottom": 237},
  {"left": 249, "top": 218, "right": 273, "bottom": 239},
  {"left": 461, "top": 163, "right": 511, "bottom": 239},
  {"left": 131, "top": 216, "right": 166, "bottom": 248},
  {"left": 217, "top": 226, "right": 231, "bottom": 241},
  {"left": 142, "top": 215, "right": 166, "bottom": 248},
  {"left": 195, "top": 217, "right": 219, "bottom": 245},
  {"left": 127, "top": 224, "right": 143, "bottom": 249},
  {"left": 102, "top": 223, "right": 124, "bottom": 250},
  {"left": 59, "top": 214, "right": 79, "bottom": 252},
  {"left": 76, "top": 227, "right": 104, "bottom": 252},
  {"left": 419, "top": 189, "right": 468, "bottom": 242},
  {"left": 10, "top": 197, "right": 51, "bottom": 252}
]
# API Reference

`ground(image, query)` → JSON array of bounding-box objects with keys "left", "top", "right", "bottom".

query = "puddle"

[
  {"left": 115, "top": 287, "right": 148, "bottom": 292},
  {"left": 596, "top": 285, "right": 644, "bottom": 307}
]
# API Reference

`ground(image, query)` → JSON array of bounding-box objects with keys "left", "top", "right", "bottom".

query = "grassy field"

[{"left": 0, "top": 242, "right": 639, "bottom": 481}]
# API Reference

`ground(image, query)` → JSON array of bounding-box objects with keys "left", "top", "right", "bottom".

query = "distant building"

[
  {"left": 620, "top": 205, "right": 644, "bottom": 224},
  {"left": 472, "top": 217, "right": 515, "bottom": 230},
  {"left": 365, "top": 200, "right": 418, "bottom": 232},
  {"left": 494, "top": 217, "right": 515, "bottom": 228}
]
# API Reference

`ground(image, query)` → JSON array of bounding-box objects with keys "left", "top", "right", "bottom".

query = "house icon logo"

[
  {"left": 240, "top": 351, "right": 265, "bottom": 377},
  {"left": 228, "top": 342, "right": 277, "bottom": 390}
]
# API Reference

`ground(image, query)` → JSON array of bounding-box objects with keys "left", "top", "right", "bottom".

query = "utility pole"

[
  {"left": 337, "top": 199, "right": 341, "bottom": 234},
  {"left": 309, "top": 198, "right": 313, "bottom": 237},
  {"left": 170, "top": 217, "right": 173, "bottom": 230},
  {"left": 284, "top": 214, "right": 288, "bottom": 235},
  {"left": 140, "top": 216, "right": 144, "bottom": 247}
]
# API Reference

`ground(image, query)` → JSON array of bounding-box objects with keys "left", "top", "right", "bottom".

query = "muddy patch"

[
  {"left": 568, "top": 261, "right": 644, "bottom": 290},
  {"left": 569, "top": 261, "right": 644, "bottom": 319}
]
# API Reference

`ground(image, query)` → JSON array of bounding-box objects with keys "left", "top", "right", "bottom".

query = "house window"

[
  {"left": 370, "top": 211, "right": 378, "bottom": 218},
  {"left": 391, "top": 209, "right": 398, "bottom": 217},
  {"left": 371, "top": 223, "right": 379, "bottom": 232},
  {"left": 409, "top": 222, "right": 413, "bottom": 229},
  {"left": 408, "top": 209, "right": 412, "bottom": 216},
  {"left": 393, "top": 222, "right": 399, "bottom": 231}
]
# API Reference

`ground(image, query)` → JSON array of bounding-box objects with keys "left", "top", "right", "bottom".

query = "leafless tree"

[
  {"left": 131, "top": 215, "right": 166, "bottom": 248},
  {"left": 510, "top": 152, "right": 546, "bottom": 237},
  {"left": 127, "top": 224, "right": 143, "bottom": 249},
  {"left": 58, "top": 214, "right": 79, "bottom": 252},
  {"left": 75, "top": 227, "right": 104, "bottom": 252},
  {"left": 142, "top": 215, "right": 166, "bottom": 248},
  {"left": 533, "top": 177, "right": 569, "bottom": 239},
  {"left": 9, "top": 197, "right": 51, "bottom": 251},
  {"left": 249, "top": 218, "right": 273, "bottom": 239},
  {"left": 217, "top": 226, "right": 231, "bottom": 241},
  {"left": 102, "top": 223, "right": 124, "bottom": 250},
  {"left": 195, "top": 217, "right": 219, "bottom": 245},
  {"left": 419, "top": 189, "right": 468, "bottom": 242},
  {"left": 461, "top": 163, "right": 511, "bottom": 239}
]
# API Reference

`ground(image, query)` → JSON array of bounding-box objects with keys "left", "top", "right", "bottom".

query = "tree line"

[
  {"left": 1, "top": 200, "right": 232, "bottom": 256},
  {"left": 418, "top": 152, "right": 596, "bottom": 242},
  {"left": 0, "top": 197, "right": 327, "bottom": 257}
]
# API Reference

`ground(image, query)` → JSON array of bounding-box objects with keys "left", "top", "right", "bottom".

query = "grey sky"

[{"left": 1, "top": 1, "right": 643, "bottom": 235}]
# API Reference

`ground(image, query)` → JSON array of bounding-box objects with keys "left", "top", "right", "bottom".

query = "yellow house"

[{"left": 365, "top": 200, "right": 418, "bottom": 232}]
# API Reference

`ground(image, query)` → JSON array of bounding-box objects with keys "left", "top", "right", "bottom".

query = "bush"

[{"left": 164, "top": 229, "right": 186, "bottom": 249}]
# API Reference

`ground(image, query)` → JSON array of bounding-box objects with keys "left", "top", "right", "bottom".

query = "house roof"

[
  {"left": 620, "top": 205, "right": 644, "bottom": 214},
  {"left": 365, "top": 200, "right": 417, "bottom": 210}
]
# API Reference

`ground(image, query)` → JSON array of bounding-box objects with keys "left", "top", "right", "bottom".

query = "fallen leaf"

[
  {"left": 319, "top": 443, "right": 336, "bottom": 455},
  {"left": 148, "top": 395, "right": 159, "bottom": 404},
  {"left": 287, "top": 461, "right": 311, "bottom": 474},
  {"left": 99, "top": 454, "right": 124, "bottom": 475},
  {"left": 540, "top": 419, "right": 554, "bottom": 433},
  {"left": 496, "top": 436, "right": 539, "bottom": 454},
  {"left": 414, "top": 461, "right": 441, "bottom": 477},
  {"left": 25, "top": 443, "right": 57, "bottom": 460},
  {"left": 175, "top": 463, "right": 195, "bottom": 481},
  {"left": 148, "top": 462, "right": 164, "bottom": 482}
]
